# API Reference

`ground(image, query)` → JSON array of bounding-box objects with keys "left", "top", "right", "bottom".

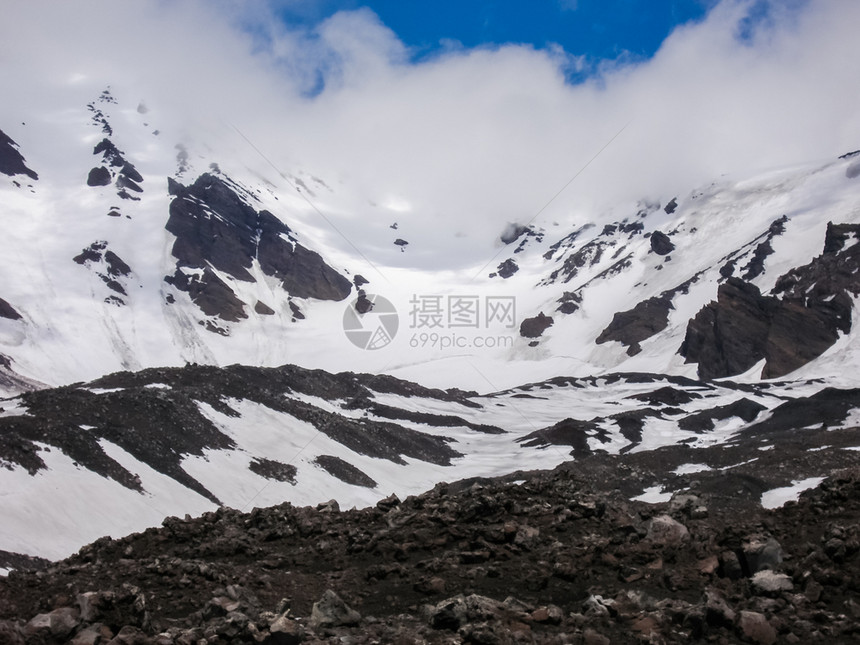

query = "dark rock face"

[
  {"left": 677, "top": 398, "right": 766, "bottom": 432},
  {"left": 594, "top": 273, "right": 703, "bottom": 355},
  {"left": 89, "top": 138, "right": 143, "bottom": 200},
  {"left": 0, "top": 297, "right": 22, "bottom": 321},
  {"left": 517, "top": 417, "right": 604, "bottom": 457},
  {"left": 0, "top": 129, "right": 38, "bottom": 181},
  {"left": 166, "top": 267, "right": 248, "bottom": 323},
  {"left": 596, "top": 297, "right": 672, "bottom": 356},
  {"left": 248, "top": 457, "right": 297, "bottom": 484},
  {"left": 681, "top": 278, "right": 827, "bottom": 379},
  {"left": 0, "top": 364, "right": 469, "bottom": 507},
  {"left": 253, "top": 300, "right": 275, "bottom": 315},
  {"left": 682, "top": 223, "right": 860, "bottom": 379},
  {"left": 495, "top": 258, "right": 519, "bottom": 279},
  {"left": 164, "top": 174, "right": 351, "bottom": 324},
  {"left": 650, "top": 231, "right": 675, "bottom": 255},
  {"left": 73, "top": 241, "right": 133, "bottom": 300},
  {"left": 664, "top": 197, "right": 678, "bottom": 214},
  {"left": 314, "top": 455, "right": 377, "bottom": 488},
  {"left": 86, "top": 166, "right": 111, "bottom": 187},
  {"left": 519, "top": 312, "right": 553, "bottom": 338}
]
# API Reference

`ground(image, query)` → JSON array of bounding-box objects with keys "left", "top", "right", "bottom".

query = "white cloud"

[{"left": 1, "top": 0, "right": 859, "bottom": 271}]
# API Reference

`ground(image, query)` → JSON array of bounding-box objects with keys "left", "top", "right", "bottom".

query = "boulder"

[
  {"left": 738, "top": 610, "right": 778, "bottom": 645},
  {"left": 310, "top": 590, "right": 360, "bottom": 629},
  {"left": 519, "top": 312, "right": 553, "bottom": 338},
  {"left": 645, "top": 515, "right": 690, "bottom": 546},
  {"left": 23, "top": 607, "right": 80, "bottom": 641},
  {"left": 650, "top": 231, "right": 675, "bottom": 255}
]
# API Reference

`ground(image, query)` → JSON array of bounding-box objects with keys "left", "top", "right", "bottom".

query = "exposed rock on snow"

[
  {"left": 682, "top": 220, "right": 860, "bottom": 379},
  {"left": 649, "top": 230, "right": 675, "bottom": 255},
  {"left": 0, "top": 129, "right": 38, "bottom": 181},
  {"left": 0, "top": 297, "right": 22, "bottom": 321},
  {"left": 164, "top": 173, "right": 351, "bottom": 324},
  {"left": 493, "top": 257, "right": 519, "bottom": 278},
  {"left": 519, "top": 311, "right": 553, "bottom": 338}
]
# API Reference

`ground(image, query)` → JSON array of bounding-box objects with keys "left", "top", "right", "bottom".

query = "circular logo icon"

[{"left": 343, "top": 294, "right": 399, "bottom": 350}]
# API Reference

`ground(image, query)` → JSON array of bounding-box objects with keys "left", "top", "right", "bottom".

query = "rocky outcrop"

[
  {"left": 0, "top": 297, "right": 22, "bottom": 321},
  {"left": 596, "top": 296, "right": 672, "bottom": 355},
  {"left": 164, "top": 174, "right": 351, "bottom": 325},
  {"left": 493, "top": 258, "right": 519, "bottom": 278},
  {"left": 73, "top": 241, "right": 134, "bottom": 302},
  {"left": 0, "top": 129, "right": 38, "bottom": 181},
  {"left": 682, "top": 222, "right": 860, "bottom": 379},
  {"left": 650, "top": 230, "right": 675, "bottom": 255},
  {"left": 519, "top": 312, "right": 553, "bottom": 338},
  {"left": 0, "top": 363, "right": 470, "bottom": 506},
  {"left": 1, "top": 462, "right": 857, "bottom": 644},
  {"left": 89, "top": 137, "right": 144, "bottom": 200}
]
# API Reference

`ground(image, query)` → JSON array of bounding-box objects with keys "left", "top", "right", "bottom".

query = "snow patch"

[
  {"left": 673, "top": 463, "right": 712, "bottom": 475},
  {"left": 761, "top": 477, "right": 826, "bottom": 509},
  {"left": 631, "top": 485, "right": 673, "bottom": 503}
]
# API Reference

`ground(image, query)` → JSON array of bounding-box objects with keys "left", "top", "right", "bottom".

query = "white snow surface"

[
  {"left": 1, "top": 85, "right": 860, "bottom": 395},
  {"left": 761, "top": 477, "right": 827, "bottom": 510}
]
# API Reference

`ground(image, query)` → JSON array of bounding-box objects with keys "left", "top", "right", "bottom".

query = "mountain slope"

[{"left": 2, "top": 363, "right": 859, "bottom": 561}]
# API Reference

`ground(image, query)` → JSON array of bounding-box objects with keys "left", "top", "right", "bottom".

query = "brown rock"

[
  {"left": 631, "top": 615, "right": 659, "bottom": 636},
  {"left": 267, "top": 614, "right": 303, "bottom": 644},
  {"left": 698, "top": 555, "right": 719, "bottom": 575},
  {"left": 645, "top": 514, "right": 690, "bottom": 546},
  {"left": 23, "top": 607, "right": 80, "bottom": 641},
  {"left": 310, "top": 589, "right": 360, "bottom": 629},
  {"left": 738, "top": 610, "right": 777, "bottom": 645},
  {"left": 583, "top": 628, "right": 611, "bottom": 645}
]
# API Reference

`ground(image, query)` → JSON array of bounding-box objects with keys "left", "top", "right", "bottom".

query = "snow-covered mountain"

[{"left": 1, "top": 84, "right": 860, "bottom": 564}]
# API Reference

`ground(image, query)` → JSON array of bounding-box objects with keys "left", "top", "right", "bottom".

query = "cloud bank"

[{"left": 2, "top": 0, "right": 859, "bottom": 269}]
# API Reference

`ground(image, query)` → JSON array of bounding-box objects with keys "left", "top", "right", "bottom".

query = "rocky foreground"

[{"left": 1, "top": 461, "right": 858, "bottom": 644}]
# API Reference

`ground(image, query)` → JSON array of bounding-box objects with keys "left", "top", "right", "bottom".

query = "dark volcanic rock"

[
  {"left": 0, "top": 129, "right": 38, "bottom": 181},
  {"left": 740, "top": 216, "right": 787, "bottom": 280},
  {"left": 650, "top": 231, "right": 675, "bottom": 255},
  {"left": 165, "top": 267, "right": 247, "bottom": 322},
  {"left": 86, "top": 166, "right": 112, "bottom": 187},
  {"left": 664, "top": 197, "right": 678, "bottom": 214},
  {"left": 165, "top": 174, "right": 351, "bottom": 322},
  {"left": 495, "top": 258, "right": 519, "bottom": 279},
  {"left": 93, "top": 138, "right": 125, "bottom": 167},
  {"left": 3, "top": 460, "right": 856, "bottom": 644},
  {"left": 0, "top": 297, "right": 22, "bottom": 321},
  {"left": 313, "top": 455, "right": 377, "bottom": 488},
  {"left": 249, "top": 457, "right": 297, "bottom": 484},
  {"left": 517, "top": 417, "right": 603, "bottom": 458},
  {"left": 682, "top": 222, "right": 860, "bottom": 379},
  {"left": 596, "top": 296, "right": 672, "bottom": 356},
  {"left": 73, "top": 241, "right": 133, "bottom": 298},
  {"left": 519, "top": 312, "right": 553, "bottom": 338},
  {"left": 254, "top": 300, "right": 275, "bottom": 315},
  {"left": 677, "top": 398, "right": 766, "bottom": 432},
  {"left": 0, "top": 364, "right": 467, "bottom": 510}
]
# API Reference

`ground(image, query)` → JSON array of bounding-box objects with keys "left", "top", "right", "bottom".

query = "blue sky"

[{"left": 275, "top": 0, "right": 718, "bottom": 77}]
